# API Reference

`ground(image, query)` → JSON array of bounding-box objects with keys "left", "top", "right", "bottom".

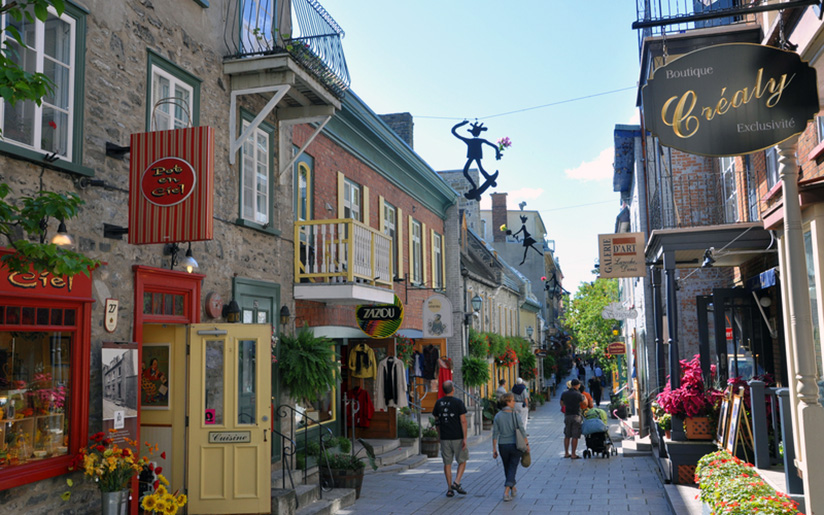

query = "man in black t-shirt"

[
  {"left": 560, "top": 379, "right": 585, "bottom": 458},
  {"left": 432, "top": 380, "right": 468, "bottom": 497}
]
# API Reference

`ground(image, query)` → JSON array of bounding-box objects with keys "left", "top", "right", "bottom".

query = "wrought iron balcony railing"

[
  {"left": 224, "top": 0, "right": 350, "bottom": 98},
  {"left": 634, "top": 0, "right": 819, "bottom": 34},
  {"left": 294, "top": 219, "right": 393, "bottom": 286}
]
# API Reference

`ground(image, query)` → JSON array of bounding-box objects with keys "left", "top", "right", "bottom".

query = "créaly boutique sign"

[
  {"left": 642, "top": 44, "right": 818, "bottom": 156},
  {"left": 598, "top": 232, "right": 646, "bottom": 279}
]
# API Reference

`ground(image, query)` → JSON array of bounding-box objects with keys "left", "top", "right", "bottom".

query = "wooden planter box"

[
  {"left": 421, "top": 437, "right": 440, "bottom": 458},
  {"left": 320, "top": 468, "right": 365, "bottom": 498},
  {"left": 684, "top": 416, "right": 713, "bottom": 440}
]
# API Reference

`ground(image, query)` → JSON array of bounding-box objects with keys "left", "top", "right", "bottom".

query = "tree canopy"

[{"left": 564, "top": 279, "right": 620, "bottom": 365}]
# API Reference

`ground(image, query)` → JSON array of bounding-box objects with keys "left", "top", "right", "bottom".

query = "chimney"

[
  {"left": 491, "top": 192, "right": 508, "bottom": 242},
  {"left": 379, "top": 113, "right": 414, "bottom": 149}
]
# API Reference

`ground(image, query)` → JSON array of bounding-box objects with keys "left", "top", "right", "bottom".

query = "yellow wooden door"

[{"left": 187, "top": 324, "right": 272, "bottom": 514}]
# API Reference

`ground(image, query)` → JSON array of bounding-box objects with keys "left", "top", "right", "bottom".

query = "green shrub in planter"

[
  {"left": 333, "top": 436, "right": 352, "bottom": 454},
  {"left": 320, "top": 451, "right": 364, "bottom": 471},
  {"left": 657, "top": 413, "right": 672, "bottom": 432},
  {"left": 696, "top": 450, "right": 800, "bottom": 515},
  {"left": 422, "top": 425, "right": 438, "bottom": 438},
  {"left": 397, "top": 416, "right": 420, "bottom": 438},
  {"left": 306, "top": 441, "right": 321, "bottom": 457}
]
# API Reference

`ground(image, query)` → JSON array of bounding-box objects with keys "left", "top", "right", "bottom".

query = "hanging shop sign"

[
  {"left": 422, "top": 294, "right": 453, "bottom": 338},
  {"left": 601, "top": 301, "right": 638, "bottom": 321},
  {"left": 642, "top": 43, "right": 818, "bottom": 156},
  {"left": 607, "top": 342, "right": 626, "bottom": 355},
  {"left": 356, "top": 295, "right": 404, "bottom": 339},
  {"left": 129, "top": 126, "right": 215, "bottom": 244},
  {"left": 598, "top": 232, "right": 646, "bottom": 279},
  {"left": 0, "top": 254, "right": 93, "bottom": 298}
]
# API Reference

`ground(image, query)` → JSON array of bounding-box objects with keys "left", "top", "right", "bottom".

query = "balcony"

[
  {"left": 294, "top": 219, "right": 395, "bottom": 305},
  {"left": 223, "top": 0, "right": 350, "bottom": 115}
]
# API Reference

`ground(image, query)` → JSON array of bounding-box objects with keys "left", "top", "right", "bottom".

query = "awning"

[{"left": 646, "top": 222, "right": 775, "bottom": 269}]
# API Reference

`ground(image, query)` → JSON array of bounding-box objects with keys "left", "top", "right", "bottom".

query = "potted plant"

[
  {"left": 460, "top": 355, "right": 490, "bottom": 389},
  {"left": 279, "top": 325, "right": 340, "bottom": 403},
  {"left": 657, "top": 413, "right": 672, "bottom": 439},
  {"left": 318, "top": 439, "right": 377, "bottom": 499},
  {"left": 481, "top": 396, "right": 500, "bottom": 430},
  {"left": 696, "top": 450, "right": 800, "bottom": 515},
  {"left": 656, "top": 355, "right": 722, "bottom": 440},
  {"left": 420, "top": 417, "right": 440, "bottom": 458}
]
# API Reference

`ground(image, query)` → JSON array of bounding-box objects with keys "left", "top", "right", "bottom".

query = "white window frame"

[
  {"left": 720, "top": 156, "right": 738, "bottom": 223},
  {"left": 343, "top": 178, "right": 362, "bottom": 222},
  {"left": 383, "top": 201, "right": 398, "bottom": 278},
  {"left": 296, "top": 161, "right": 311, "bottom": 223},
  {"left": 411, "top": 219, "right": 422, "bottom": 284},
  {"left": 0, "top": 6, "right": 76, "bottom": 160},
  {"left": 766, "top": 146, "right": 779, "bottom": 190},
  {"left": 744, "top": 155, "right": 759, "bottom": 222},
  {"left": 433, "top": 232, "right": 443, "bottom": 289},
  {"left": 817, "top": 115, "right": 824, "bottom": 145},
  {"left": 150, "top": 65, "right": 194, "bottom": 131},
  {"left": 240, "top": 120, "right": 270, "bottom": 225}
]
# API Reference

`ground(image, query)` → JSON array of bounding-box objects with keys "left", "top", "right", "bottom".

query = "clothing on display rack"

[
  {"left": 422, "top": 344, "right": 440, "bottom": 380},
  {"left": 412, "top": 350, "right": 424, "bottom": 377},
  {"left": 348, "top": 342, "right": 377, "bottom": 379},
  {"left": 375, "top": 355, "right": 409, "bottom": 411},
  {"left": 437, "top": 357, "right": 453, "bottom": 399},
  {"left": 346, "top": 386, "right": 374, "bottom": 428}
]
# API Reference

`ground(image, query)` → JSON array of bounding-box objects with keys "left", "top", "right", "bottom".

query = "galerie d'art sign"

[
  {"left": 642, "top": 44, "right": 818, "bottom": 156},
  {"left": 356, "top": 295, "right": 404, "bottom": 339},
  {"left": 598, "top": 232, "right": 646, "bottom": 279},
  {"left": 129, "top": 126, "right": 215, "bottom": 244}
]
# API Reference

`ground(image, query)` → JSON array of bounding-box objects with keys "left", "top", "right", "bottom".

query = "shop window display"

[{"left": 0, "top": 331, "right": 71, "bottom": 468}]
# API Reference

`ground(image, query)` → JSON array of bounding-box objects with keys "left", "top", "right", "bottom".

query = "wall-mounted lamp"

[
  {"left": 50, "top": 219, "right": 75, "bottom": 247},
  {"left": 222, "top": 300, "right": 241, "bottom": 323},
  {"left": 464, "top": 295, "right": 483, "bottom": 326},
  {"left": 279, "top": 305, "right": 291, "bottom": 326},
  {"left": 164, "top": 242, "right": 199, "bottom": 273},
  {"left": 526, "top": 325, "right": 534, "bottom": 339}
]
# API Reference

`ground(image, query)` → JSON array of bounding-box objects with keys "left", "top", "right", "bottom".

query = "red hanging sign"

[
  {"left": 129, "top": 127, "right": 214, "bottom": 244},
  {"left": 607, "top": 342, "right": 626, "bottom": 355}
]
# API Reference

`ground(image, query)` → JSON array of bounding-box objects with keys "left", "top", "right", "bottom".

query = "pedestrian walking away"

[
  {"left": 495, "top": 378, "right": 507, "bottom": 400},
  {"left": 492, "top": 392, "right": 530, "bottom": 502},
  {"left": 560, "top": 378, "right": 585, "bottom": 459},
  {"left": 588, "top": 375, "right": 603, "bottom": 406},
  {"left": 431, "top": 380, "right": 468, "bottom": 497},
  {"left": 511, "top": 377, "right": 529, "bottom": 430}
]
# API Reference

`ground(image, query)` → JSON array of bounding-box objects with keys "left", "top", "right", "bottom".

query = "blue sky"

[{"left": 319, "top": 1, "right": 642, "bottom": 294}]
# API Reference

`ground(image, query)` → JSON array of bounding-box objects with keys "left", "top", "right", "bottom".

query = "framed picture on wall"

[
  {"left": 141, "top": 343, "right": 171, "bottom": 410},
  {"left": 725, "top": 393, "right": 744, "bottom": 454}
]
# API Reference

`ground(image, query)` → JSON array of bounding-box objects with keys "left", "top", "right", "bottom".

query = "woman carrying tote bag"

[{"left": 492, "top": 392, "right": 530, "bottom": 502}]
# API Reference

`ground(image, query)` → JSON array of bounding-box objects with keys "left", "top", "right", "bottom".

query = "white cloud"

[
  {"left": 627, "top": 110, "right": 641, "bottom": 125},
  {"left": 564, "top": 147, "right": 614, "bottom": 182}
]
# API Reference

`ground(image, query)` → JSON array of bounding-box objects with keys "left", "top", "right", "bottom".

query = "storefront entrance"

[
  {"left": 697, "top": 288, "right": 776, "bottom": 383},
  {"left": 187, "top": 324, "right": 271, "bottom": 514}
]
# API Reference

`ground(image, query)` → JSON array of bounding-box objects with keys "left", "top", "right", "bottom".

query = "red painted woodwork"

[{"left": 0, "top": 257, "right": 93, "bottom": 491}]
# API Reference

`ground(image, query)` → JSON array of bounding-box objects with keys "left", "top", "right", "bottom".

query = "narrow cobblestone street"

[{"left": 339, "top": 397, "right": 673, "bottom": 515}]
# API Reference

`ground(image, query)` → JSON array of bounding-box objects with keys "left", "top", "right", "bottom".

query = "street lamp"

[
  {"left": 471, "top": 295, "right": 482, "bottom": 313},
  {"left": 526, "top": 325, "right": 534, "bottom": 340}
]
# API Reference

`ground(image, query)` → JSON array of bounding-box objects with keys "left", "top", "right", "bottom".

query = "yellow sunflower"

[
  {"left": 141, "top": 494, "right": 158, "bottom": 512},
  {"left": 162, "top": 497, "right": 178, "bottom": 515},
  {"left": 155, "top": 484, "right": 168, "bottom": 496},
  {"left": 175, "top": 494, "right": 188, "bottom": 507}
]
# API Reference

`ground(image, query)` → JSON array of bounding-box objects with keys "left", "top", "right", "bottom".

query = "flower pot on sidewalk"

[{"left": 421, "top": 437, "right": 439, "bottom": 458}]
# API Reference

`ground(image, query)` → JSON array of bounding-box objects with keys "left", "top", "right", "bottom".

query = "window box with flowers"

[{"left": 695, "top": 450, "right": 802, "bottom": 515}]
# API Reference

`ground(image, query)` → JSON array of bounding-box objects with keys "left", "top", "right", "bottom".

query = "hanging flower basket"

[{"left": 495, "top": 348, "right": 518, "bottom": 368}]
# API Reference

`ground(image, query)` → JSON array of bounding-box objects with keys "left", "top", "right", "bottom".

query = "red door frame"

[
  {"left": 131, "top": 265, "right": 204, "bottom": 512},
  {"left": 0, "top": 268, "right": 94, "bottom": 491}
]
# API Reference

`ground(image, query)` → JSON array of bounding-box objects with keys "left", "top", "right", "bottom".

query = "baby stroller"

[{"left": 581, "top": 408, "right": 617, "bottom": 458}]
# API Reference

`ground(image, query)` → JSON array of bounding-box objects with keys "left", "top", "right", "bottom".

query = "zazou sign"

[{"left": 601, "top": 301, "right": 638, "bottom": 321}]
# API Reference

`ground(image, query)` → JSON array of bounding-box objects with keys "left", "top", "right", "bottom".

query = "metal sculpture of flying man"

[
  {"left": 507, "top": 214, "right": 543, "bottom": 265},
  {"left": 451, "top": 120, "right": 501, "bottom": 201}
]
